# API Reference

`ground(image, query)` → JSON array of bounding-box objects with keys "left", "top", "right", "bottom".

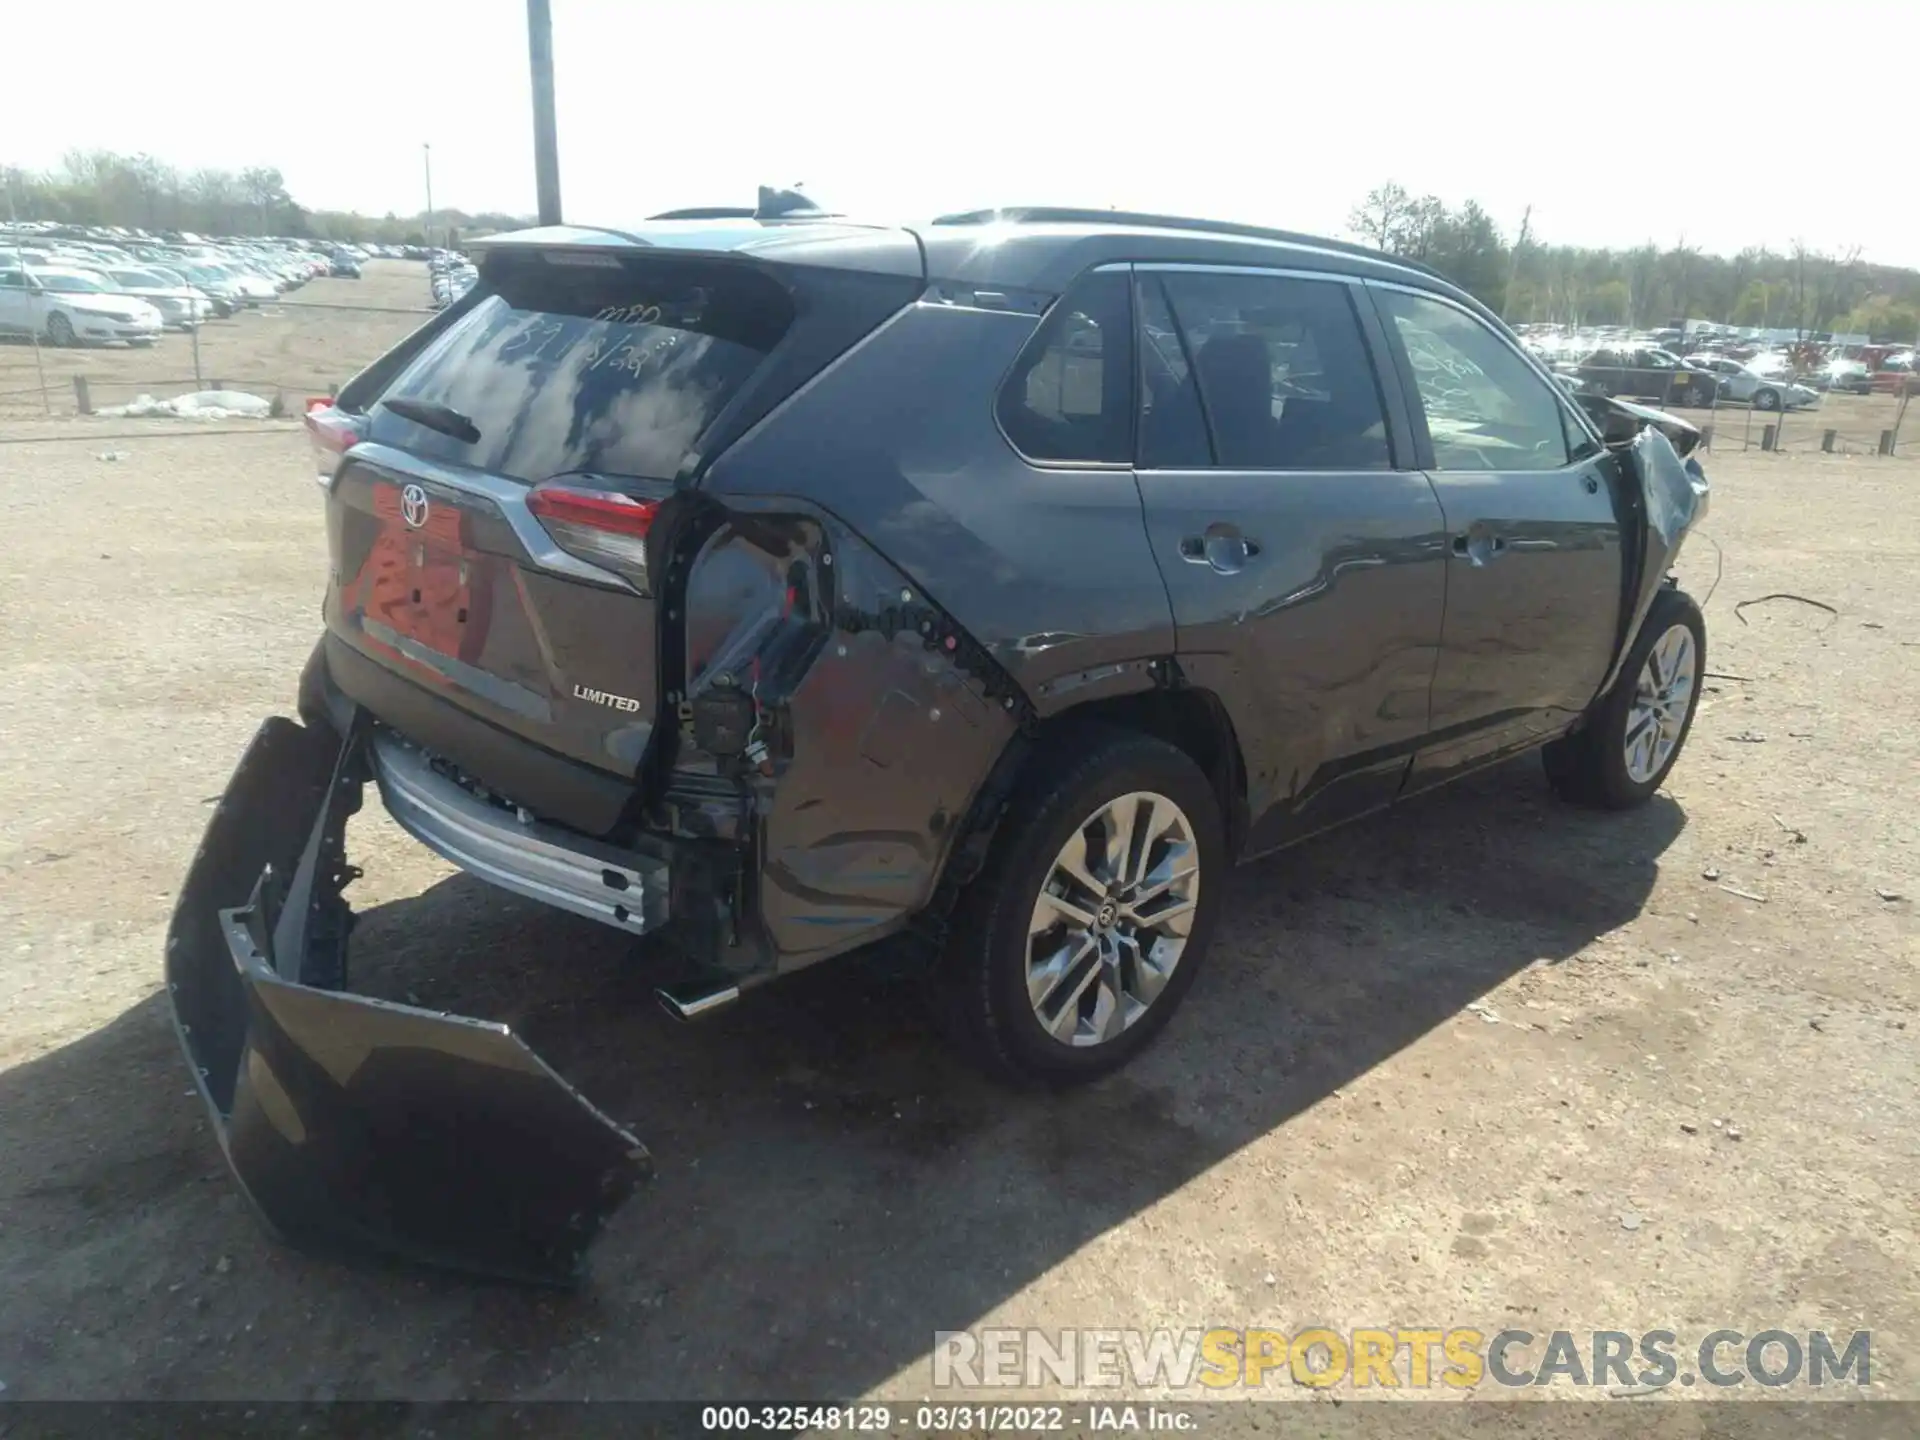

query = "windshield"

[
  {"left": 39, "top": 273, "right": 106, "bottom": 293},
  {"left": 368, "top": 252, "right": 793, "bottom": 484}
]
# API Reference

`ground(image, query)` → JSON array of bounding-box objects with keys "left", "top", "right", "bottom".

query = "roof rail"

[
  {"left": 647, "top": 207, "right": 757, "bottom": 220},
  {"left": 929, "top": 207, "right": 1445, "bottom": 281}
]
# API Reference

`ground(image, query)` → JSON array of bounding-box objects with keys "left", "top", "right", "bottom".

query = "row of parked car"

[
  {"left": 429, "top": 252, "right": 479, "bottom": 310},
  {"left": 0, "top": 226, "right": 379, "bottom": 347},
  {"left": 1534, "top": 336, "right": 1916, "bottom": 412}
]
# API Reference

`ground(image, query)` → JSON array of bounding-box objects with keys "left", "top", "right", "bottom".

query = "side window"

[
  {"left": 1155, "top": 271, "right": 1391, "bottom": 470},
  {"left": 1561, "top": 401, "right": 1603, "bottom": 463},
  {"left": 1135, "top": 276, "right": 1211, "bottom": 468},
  {"left": 997, "top": 270, "right": 1133, "bottom": 464},
  {"left": 1376, "top": 288, "right": 1574, "bottom": 472}
]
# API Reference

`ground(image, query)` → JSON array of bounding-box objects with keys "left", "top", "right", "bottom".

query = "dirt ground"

[
  {"left": 0, "top": 259, "right": 434, "bottom": 419},
  {"left": 0, "top": 381, "right": 1915, "bottom": 1415}
]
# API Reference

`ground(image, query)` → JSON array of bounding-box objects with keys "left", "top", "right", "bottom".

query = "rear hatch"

[{"left": 318, "top": 227, "right": 921, "bottom": 832}]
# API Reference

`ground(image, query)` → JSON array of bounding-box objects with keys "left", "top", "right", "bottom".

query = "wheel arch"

[
  {"left": 1040, "top": 684, "right": 1249, "bottom": 857},
  {"left": 929, "top": 675, "right": 1249, "bottom": 931}
]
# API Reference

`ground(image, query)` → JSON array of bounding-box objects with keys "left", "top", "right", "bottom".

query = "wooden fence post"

[{"left": 72, "top": 376, "right": 92, "bottom": 415}]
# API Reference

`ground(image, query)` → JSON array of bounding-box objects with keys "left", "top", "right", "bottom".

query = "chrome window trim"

[{"left": 1135, "top": 261, "right": 1363, "bottom": 289}]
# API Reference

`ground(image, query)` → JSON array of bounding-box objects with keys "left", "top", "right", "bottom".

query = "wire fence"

[
  {"left": 1685, "top": 385, "right": 1917, "bottom": 457},
  {"left": 0, "top": 269, "right": 437, "bottom": 422}
]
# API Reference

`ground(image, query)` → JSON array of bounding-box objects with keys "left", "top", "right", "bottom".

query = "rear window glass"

[{"left": 368, "top": 252, "right": 792, "bottom": 482}]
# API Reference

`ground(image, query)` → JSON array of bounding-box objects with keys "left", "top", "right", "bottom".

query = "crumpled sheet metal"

[{"left": 1615, "top": 424, "right": 1711, "bottom": 679}]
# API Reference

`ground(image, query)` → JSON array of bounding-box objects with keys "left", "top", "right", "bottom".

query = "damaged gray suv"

[{"left": 169, "top": 200, "right": 1710, "bottom": 1283}]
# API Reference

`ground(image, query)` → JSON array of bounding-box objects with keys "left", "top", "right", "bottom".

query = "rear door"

[
  {"left": 1130, "top": 265, "right": 1450, "bottom": 852},
  {"left": 1367, "top": 284, "right": 1624, "bottom": 789}
]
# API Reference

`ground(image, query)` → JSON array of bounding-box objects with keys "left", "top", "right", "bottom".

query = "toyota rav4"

[{"left": 168, "top": 197, "right": 1710, "bottom": 1283}]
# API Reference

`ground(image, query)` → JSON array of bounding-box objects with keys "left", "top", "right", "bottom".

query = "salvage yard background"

[{"left": 0, "top": 266, "right": 1915, "bottom": 1405}]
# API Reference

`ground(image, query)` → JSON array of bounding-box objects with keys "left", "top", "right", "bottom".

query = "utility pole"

[
  {"left": 528, "top": 0, "right": 563, "bottom": 224},
  {"left": 422, "top": 142, "right": 435, "bottom": 251}
]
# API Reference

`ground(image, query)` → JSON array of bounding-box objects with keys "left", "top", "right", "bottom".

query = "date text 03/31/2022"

[{"left": 699, "top": 1405, "right": 1197, "bottom": 1432}]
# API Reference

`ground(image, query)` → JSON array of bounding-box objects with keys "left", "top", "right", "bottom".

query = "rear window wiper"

[{"left": 381, "top": 397, "right": 481, "bottom": 445}]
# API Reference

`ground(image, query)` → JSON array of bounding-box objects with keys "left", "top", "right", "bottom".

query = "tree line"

[
  {"left": 1350, "top": 182, "right": 1920, "bottom": 343},
  {"left": 7, "top": 154, "right": 1916, "bottom": 341},
  {"left": 1, "top": 149, "right": 530, "bottom": 247}
]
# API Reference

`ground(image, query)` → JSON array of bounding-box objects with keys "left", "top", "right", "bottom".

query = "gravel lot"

[{"left": 0, "top": 367, "right": 1914, "bottom": 1413}]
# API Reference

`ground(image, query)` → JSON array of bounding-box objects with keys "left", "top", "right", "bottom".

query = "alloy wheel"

[
  {"left": 1026, "top": 791, "right": 1200, "bottom": 1048},
  {"left": 1624, "top": 623, "right": 1697, "bottom": 784}
]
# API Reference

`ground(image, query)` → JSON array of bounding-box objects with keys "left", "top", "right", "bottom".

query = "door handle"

[
  {"left": 1180, "top": 525, "right": 1261, "bottom": 574},
  {"left": 1451, "top": 532, "right": 1508, "bottom": 565}
]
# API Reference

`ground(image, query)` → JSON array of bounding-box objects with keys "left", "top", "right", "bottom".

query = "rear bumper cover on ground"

[{"left": 165, "top": 714, "right": 649, "bottom": 1285}]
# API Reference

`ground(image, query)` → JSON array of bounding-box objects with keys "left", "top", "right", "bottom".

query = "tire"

[
  {"left": 932, "top": 726, "right": 1226, "bottom": 1085},
  {"left": 1753, "top": 387, "right": 1780, "bottom": 411},
  {"left": 45, "top": 312, "right": 76, "bottom": 347},
  {"left": 1544, "top": 588, "right": 1705, "bottom": 809}
]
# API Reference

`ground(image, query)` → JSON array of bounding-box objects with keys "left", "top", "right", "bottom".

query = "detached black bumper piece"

[{"left": 165, "top": 715, "right": 648, "bottom": 1286}]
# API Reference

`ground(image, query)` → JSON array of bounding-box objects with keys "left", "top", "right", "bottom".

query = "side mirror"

[{"left": 1600, "top": 407, "right": 1644, "bottom": 447}]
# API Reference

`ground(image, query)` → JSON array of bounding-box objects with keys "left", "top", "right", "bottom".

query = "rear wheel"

[
  {"left": 45, "top": 312, "right": 76, "bottom": 347},
  {"left": 933, "top": 728, "right": 1224, "bottom": 1084},
  {"left": 1544, "top": 588, "right": 1705, "bottom": 809}
]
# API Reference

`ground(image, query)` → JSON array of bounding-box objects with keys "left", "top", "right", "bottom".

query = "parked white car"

[
  {"left": 1682, "top": 355, "right": 1819, "bottom": 411},
  {"left": 100, "top": 266, "right": 213, "bottom": 329},
  {"left": 0, "top": 268, "right": 163, "bottom": 346}
]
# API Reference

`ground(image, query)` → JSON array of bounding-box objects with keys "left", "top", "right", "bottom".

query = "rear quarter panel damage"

[
  {"left": 667, "top": 503, "right": 1020, "bottom": 969},
  {"left": 679, "top": 296, "right": 1185, "bottom": 971}
]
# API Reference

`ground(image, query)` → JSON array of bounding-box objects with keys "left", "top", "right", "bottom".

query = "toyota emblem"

[{"left": 401, "top": 484, "right": 430, "bottom": 529}]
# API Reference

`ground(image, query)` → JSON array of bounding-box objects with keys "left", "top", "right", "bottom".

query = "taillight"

[
  {"left": 528, "top": 483, "right": 662, "bottom": 592},
  {"left": 304, "top": 398, "right": 364, "bottom": 486}
]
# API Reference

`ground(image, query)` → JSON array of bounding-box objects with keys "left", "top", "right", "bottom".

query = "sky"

[{"left": 5, "top": 0, "right": 1916, "bottom": 268}]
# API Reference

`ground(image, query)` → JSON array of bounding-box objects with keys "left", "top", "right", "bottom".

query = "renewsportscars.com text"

[{"left": 932, "top": 1327, "right": 1871, "bottom": 1391}]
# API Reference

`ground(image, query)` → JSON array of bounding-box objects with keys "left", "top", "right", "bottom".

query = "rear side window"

[
  {"left": 997, "top": 270, "right": 1134, "bottom": 464},
  {"left": 1377, "top": 288, "right": 1573, "bottom": 472},
  {"left": 1136, "top": 276, "right": 1212, "bottom": 468},
  {"left": 1156, "top": 272, "right": 1391, "bottom": 471},
  {"left": 368, "top": 252, "right": 792, "bottom": 483}
]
